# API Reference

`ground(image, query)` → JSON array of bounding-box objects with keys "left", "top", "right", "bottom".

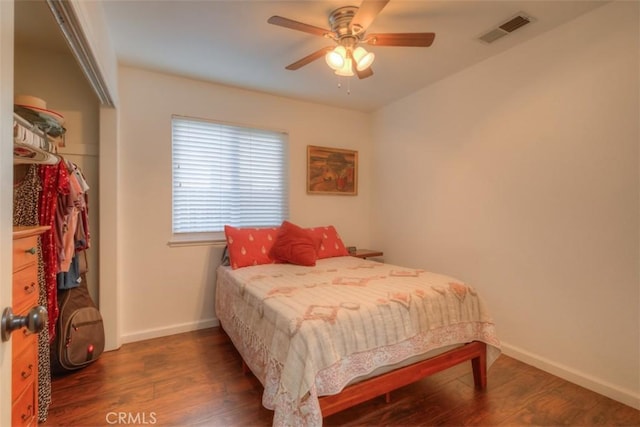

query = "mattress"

[{"left": 215, "top": 256, "right": 501, "bottom": 426}]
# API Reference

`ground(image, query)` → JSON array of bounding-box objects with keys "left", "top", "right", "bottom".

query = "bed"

[{"left": 215, "top": 249, "right": 501, "bottom": 426}]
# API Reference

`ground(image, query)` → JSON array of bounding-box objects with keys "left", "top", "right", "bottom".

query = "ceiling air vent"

[{"left": 478, "top": 13, "right": 532, "bottom": 44}]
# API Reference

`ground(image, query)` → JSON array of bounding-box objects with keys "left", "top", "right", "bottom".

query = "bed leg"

[
  {"left": 385, "top": 392, "right": 391, "bottom": 403},
  {"left": 471, "top": 346, "right": 487, "bottom": 390}
]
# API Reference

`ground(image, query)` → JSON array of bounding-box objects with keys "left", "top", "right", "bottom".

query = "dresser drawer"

[
  {"left": 12, "top": 328, "right": 36, "bottom": 364},
  {"left": 13, "top": 235, "right": 39, "bottom": 273},
  {"left": 12, "top": 344, "right": 37, "bottom": 398},
  {"left": 12, "top": 379, "right": 36, "bottom": 427},
  {"left": 12, "top": 267, "right": 38, "bottom": 315},
  {"left": 11, "top": 226, "right": 47, "bottom": 427}
]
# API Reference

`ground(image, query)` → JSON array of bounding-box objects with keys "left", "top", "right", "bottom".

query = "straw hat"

[{"left": 14, "top": 95, "right": 65, "bottom": 126}]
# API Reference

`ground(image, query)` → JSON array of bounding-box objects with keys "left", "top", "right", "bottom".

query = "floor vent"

[{"left": 478, "top": 13, "right": 532, "bottom": 44}]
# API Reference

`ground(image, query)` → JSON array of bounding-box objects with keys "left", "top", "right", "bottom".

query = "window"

[{"left": 171, "top": 116, "right": 288, "bottom": 243}]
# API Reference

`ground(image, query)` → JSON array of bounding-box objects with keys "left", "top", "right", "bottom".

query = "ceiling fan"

[{"left": 267, "top": 0, "right": 435, "bottom": 79}]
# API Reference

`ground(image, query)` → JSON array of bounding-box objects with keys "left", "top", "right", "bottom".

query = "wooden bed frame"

[
  {"left": 318, "top": 341, "right": 487, "bottom": 417},
  {"left": 236, "top": 334, "right": 487, "bottom": 419}
]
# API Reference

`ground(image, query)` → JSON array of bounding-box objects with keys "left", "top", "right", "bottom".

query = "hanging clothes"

[
  {"left": 38, "top": 161, "right": 69, "bottom": 339},
  {"left": 69, "top": 161, "right": 91, "bottom": 251},
  {"left": 55, "top": 160, "right": 89, "bottom": 274},
  {"left": 55, "top": 160, "right": 90, "bottom": 292},
  {"left": 13, "top": 164, "right": 41, "bottom": 226}
]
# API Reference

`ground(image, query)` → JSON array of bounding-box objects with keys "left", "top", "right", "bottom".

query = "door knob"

[{"left": 1, "top": 306, "right": 47, "bottom": 342}]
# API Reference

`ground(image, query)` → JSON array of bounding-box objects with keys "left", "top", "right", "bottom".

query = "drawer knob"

[
  {"left": 21, "top": 404, "right": 33, "bottom": 422},
  {"left": 24, "top": 282, "right": 36, "bottom": 294},
  {"left": 0, "top": 306, "right": 47, "bottom": 342},
  {"left": 25, "top": 247, "right": 36, "bottom": 255},
  {"left": 21, "top": 363, "right": 34, "bottom": 379}
]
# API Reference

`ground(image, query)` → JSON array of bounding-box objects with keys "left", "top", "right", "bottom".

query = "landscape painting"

[{"left": 307, "top": 145, "right": 358, "bottom": 195}]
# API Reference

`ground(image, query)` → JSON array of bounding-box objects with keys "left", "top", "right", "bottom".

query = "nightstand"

[{"left": 352, "top": 249, "right": 383, "bottom": 259}]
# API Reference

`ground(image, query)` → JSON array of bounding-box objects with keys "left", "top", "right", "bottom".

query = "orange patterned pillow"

[
  {"left": 307, "top": 225, "right": 349, "bottom": 259},
  {"left": 269, "top": 221, "right": 318, "bottom": 266},
  {"left": 224, "top": 225, "right": 279, "bottom": 269}
]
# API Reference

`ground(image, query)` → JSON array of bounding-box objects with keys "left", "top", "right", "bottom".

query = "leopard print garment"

[
  {"left": 13, "top": 164, "right": 52, "bottom": 422},
  {"left": 13, "top": 164, "right": 40, "bottom": 227}
]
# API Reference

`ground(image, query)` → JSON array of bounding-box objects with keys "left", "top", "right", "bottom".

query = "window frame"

[{"left": 169, "top": 115, "right": 289, "bottom": 247}]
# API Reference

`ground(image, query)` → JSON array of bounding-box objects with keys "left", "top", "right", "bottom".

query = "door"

[{"left": 0, "top": 1, "right": 15, "bottom": 426}]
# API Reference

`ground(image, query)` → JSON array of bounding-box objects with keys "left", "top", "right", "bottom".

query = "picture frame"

[{"left": 307, "top": 145, "right": 358, "bottom": 195}]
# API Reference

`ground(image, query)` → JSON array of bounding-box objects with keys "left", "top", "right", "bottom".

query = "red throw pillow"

[
  {"left": 224, "top": 225, "right": 279, "bottom": 269},
  {"left": 307, "top": 225, "right": 349, "bottom": 259},
  {"left": 270, "top": 221, "right": 318, "bottom": 266}
]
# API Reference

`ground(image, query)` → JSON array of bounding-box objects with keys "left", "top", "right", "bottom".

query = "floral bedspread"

[{"left": 215, "top": 256, "right": 501, "bottom": 426}]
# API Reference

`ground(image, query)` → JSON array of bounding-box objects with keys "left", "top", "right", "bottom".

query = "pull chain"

[{"left": 336, "top": 77, "right": 352, "bottom": 95}]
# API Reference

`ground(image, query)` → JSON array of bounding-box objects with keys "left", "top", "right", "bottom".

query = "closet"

[{"left": 12, "top": 0, "right": 101, "bottom": 423}]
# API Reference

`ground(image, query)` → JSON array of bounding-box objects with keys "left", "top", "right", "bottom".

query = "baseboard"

[
  {"left": 501, "top": 342, "right": 640, "bottom": 410},
  {"left": 120, "top": 317, "right": 220, "bottom": 345}
]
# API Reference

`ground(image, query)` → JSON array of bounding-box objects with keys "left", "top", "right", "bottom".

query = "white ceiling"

[{"left": 15, "top": 0, "right": 607, "bottom": 112}]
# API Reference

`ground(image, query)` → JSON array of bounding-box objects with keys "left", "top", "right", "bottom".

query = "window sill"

[{"left": 168, "top": 232, "right": 226, "bottom": 248}]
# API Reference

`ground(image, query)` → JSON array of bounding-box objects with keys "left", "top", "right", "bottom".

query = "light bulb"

[
  {"left": 334, "top": 57, "right": 354, "bottom": 77},
  {"left": 353, "top": 46, "right": 375, "bottom": 71},
  {"left": 325, "top": 46, "right": 346, "bottom": 70}
]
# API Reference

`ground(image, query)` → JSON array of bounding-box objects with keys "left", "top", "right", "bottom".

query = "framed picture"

[{"left": 307, "top": 145, "right": 358, "bottom": 195}]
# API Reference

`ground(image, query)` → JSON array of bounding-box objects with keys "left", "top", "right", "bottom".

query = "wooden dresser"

[{"left": 12, "top": 226, "right": 48, "bottom": 427}]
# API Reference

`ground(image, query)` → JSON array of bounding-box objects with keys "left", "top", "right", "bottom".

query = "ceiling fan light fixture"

[
  {"left": 269, "top": 1, "right": 437, "bottom": 81},
  {"left": 334, "top": 57, "right": 354, "bottom": 77},
  {"left": 325, "top": 45, "right": 347, "bottom": 70},
  {"left": 353, "top": 46, "right": 375, "bottom": 71}
]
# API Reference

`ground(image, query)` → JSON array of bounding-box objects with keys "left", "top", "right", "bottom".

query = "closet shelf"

[{"left": 13, "top": 112, "right": 61, "bottom": 161}]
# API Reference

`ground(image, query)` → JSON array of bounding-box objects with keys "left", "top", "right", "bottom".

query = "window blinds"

[{"left": 172, "top": 116, "right": 289, "bottom": 236}]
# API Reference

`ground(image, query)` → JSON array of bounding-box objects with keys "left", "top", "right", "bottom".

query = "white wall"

[
  {"left": 371, "top": 2, "right": 639, "bottom": 408},
  {"left": 117, "top": 66, "right": 372, "bottom": 342}
]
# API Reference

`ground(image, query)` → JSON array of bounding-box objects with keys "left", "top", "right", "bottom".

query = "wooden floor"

[{"left": 43, "top": 327, "right": 639, "bottom": 426}]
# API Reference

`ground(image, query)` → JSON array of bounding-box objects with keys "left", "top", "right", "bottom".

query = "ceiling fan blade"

[
  {"left": 285, "top": 47, "right": 333, "bottom": 70},
  {"left": 366, "top": 32, "right": 436, "bottom": 47},
  {"left": 356, "top": 66, "right": 374, "bottom": 79},
  {"left": 268, "top": 16, "right": 330, "bottom": 37},
  {"left": 350, "top": 0, "right": 390, "bottom": 33}
]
